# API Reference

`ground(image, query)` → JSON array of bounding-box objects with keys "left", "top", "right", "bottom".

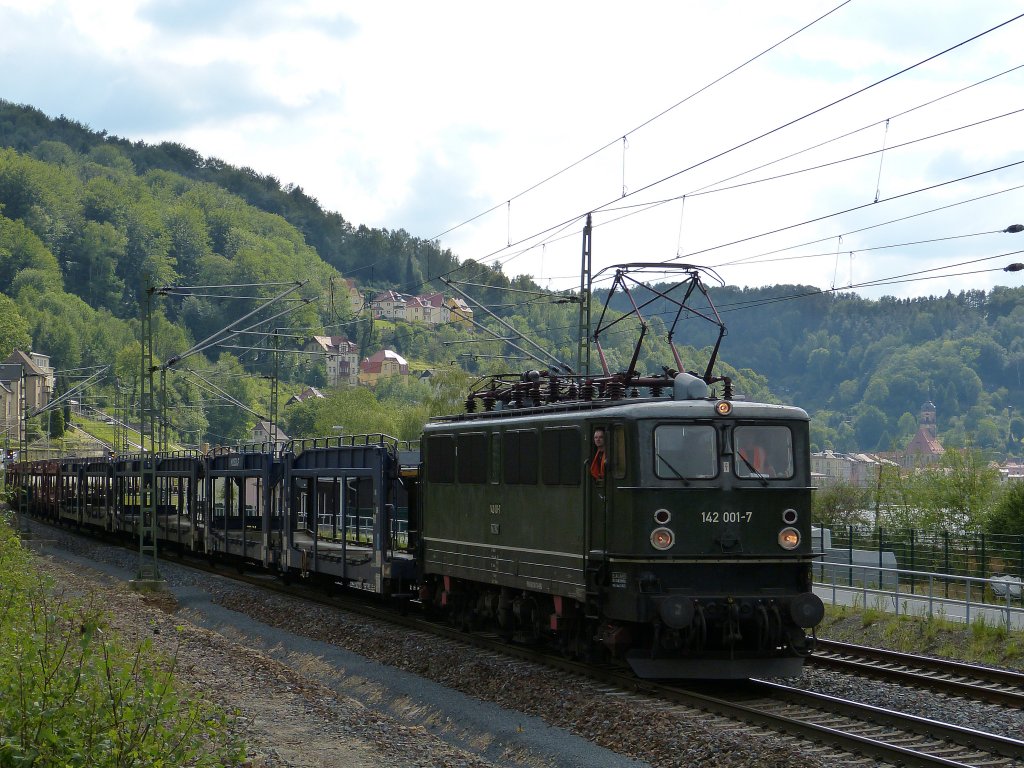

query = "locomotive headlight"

[
  {"left": 651, "top": 527, "right": 674, "bottom": 551},
  {"left": 778, "top": 527, "right": 801, "bottom": 550},
  {"left": 654, "top": 508, "right": 672, "bottom": 525},
  {"left": 715, "top": 401, "right": 732, "bottom": 416}
]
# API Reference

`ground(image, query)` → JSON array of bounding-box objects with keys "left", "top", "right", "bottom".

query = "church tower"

[
  {"left": 918, "top": 400, "right": 937, "bottom": 438},
  {"left": 905, "top": 399, "right": 943, "bottom": 467}
]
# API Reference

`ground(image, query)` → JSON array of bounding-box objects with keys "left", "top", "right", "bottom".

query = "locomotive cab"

[{"left": 591, "top": 397, "right": 824, "bottom": 678}]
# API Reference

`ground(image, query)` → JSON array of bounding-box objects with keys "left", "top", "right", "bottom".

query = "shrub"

[{"left": 0, "top": 519, "right": 245, "bottom": 767}]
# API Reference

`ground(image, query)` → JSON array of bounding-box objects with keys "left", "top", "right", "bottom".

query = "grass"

[{"left": 819, "top": 603, "right": 1024, "bottom": 670}]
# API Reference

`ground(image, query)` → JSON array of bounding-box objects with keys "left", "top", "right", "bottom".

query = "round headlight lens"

[
  {"left": 654, "top": 508, "right": 672, "bottom": 525},
  {"left": 778, "top": 527, "right": 801, "bottom": 550},
  {"left": 715, "top": 401, "right": 732, "bottom": 416},
  {"left": 651, "top": 527, "right": 674, "bottom": 551}
]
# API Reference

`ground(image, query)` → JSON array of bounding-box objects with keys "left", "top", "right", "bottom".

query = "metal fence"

[
  {"left": 814, "top": 561, "right": 1024, "bottom": 631},
  {"left": 812, "top": 525, "right": 1024, "bottom": 583}
]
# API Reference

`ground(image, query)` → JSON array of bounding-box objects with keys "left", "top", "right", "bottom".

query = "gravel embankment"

[{"left": 21, "top": 521, "right": 1024, "bottom": 767}]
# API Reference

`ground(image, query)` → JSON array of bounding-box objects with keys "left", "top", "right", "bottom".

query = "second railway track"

[{"left": 808, "top": 638, "right": 1024, "bottom": 707}]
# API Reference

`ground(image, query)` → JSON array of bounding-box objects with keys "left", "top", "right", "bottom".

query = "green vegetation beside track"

[
  {"left": 820, "top": 604, "right": 1024, "bottom": 670},
  {"left": 0, "top": 512, "right": 244, "bottom": 767}
]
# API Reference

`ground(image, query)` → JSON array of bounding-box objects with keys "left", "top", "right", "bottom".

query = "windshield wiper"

[
  {"left": 736, "top": 451, "right": 769, "bottom": 487},
  {"left": 657, "top": 455, "right": 690, "bottom": 486}
]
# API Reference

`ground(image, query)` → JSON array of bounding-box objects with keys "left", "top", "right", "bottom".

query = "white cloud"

[{"left": 1, "top": 0, "right": 1022, "bottom": 299}]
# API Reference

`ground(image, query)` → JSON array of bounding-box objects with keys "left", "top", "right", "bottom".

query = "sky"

[{"left": 2, "top": 0, "right": 1023, "bottom": 300}]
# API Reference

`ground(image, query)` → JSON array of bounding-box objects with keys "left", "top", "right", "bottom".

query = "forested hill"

[
  {"left": 1, "top": 99, "right": 1022, "bottom": 455},
  {"left": 0, "top": 100, "right": 458, "bottom": 286}
]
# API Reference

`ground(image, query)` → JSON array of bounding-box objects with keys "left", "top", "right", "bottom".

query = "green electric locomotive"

[
  {"left": 420, "top": 370, "right": 824, "bottom": 678},
  {"left": 419, "top": 265, "right": 823, "bottom": 678}
]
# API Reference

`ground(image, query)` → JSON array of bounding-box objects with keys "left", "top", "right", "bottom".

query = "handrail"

[{"left": 814, "top": 559, "right": 1024, "bottom": 630}]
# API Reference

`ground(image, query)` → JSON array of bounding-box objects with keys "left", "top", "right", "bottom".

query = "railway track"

[
  {"left": 159, "top": 555, "right": 1024, "bottom": 767},
  {"left": 809, "top": 638, "right": 1024, "bottom": 707},
  {"left": 726, "top": 679, "right": 1024, "bottom": 767},
  {"left": 26, "top": 521, "right": 1024, "bottom": 767}
]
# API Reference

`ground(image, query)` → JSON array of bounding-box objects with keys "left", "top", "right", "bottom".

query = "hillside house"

[
  {"left": 446, "top": 297, "right": 474, "bottom": 324},
  {"left": 286, "top": 386, "right": 326, "bottom": 406},
  {"left": 0, "top": 350, "right": 53, "bottom": 442},
  {"left": 252, "top": 420, "right": 288, "bottom": 446},
  {"left": 306, "top": 336, "right": 360, "bottom": 387},
  {"left": 340, "top": 278, "right": 364, "bottom": 313},
  {"left": 0, "top": 380, "right": 17, "bottom": 444},
  {"left": 406, "top": 294, "right": 451, "bottom": 325},
  {"left": 370, "top": 290, "right": 408, "bottom": 321},
  {"left": 358, "top": 349, "right": 409, "bottom": 386},
  {"left": 372, "top": 290, "right": 460, "bottom": 326}
]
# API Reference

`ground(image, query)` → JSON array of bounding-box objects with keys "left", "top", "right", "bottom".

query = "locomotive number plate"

[{"left": 701, "top": 511, "right": 753, "bottom": 523}]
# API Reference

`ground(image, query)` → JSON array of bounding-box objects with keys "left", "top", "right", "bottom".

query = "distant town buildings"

[
  {"left": 815, "top": 400, "right": 949, "bottom": 486},
  {"left": 369, "top": 290, "right": 473, "bottom": 326},
  {"left": 811, "top": 450, "right": 896, "bottom": 488}
]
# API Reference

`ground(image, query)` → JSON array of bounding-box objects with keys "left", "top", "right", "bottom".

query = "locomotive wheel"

[{"left": 755, "top": 604, "right": 771, "bottom": 652}]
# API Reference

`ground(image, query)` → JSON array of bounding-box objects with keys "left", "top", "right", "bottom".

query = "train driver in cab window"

[
  {"left": 590, "top": 428, "right": 606, "bottom": 481},
  {"left": 735, "top": 426, "right": 791, "bottom": 479}
]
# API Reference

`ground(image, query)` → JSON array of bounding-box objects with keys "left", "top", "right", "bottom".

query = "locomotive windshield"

[
  {"left": 653, "top": 425, "right": 717, "bottom": 479},
  {"left": 734, "top": 425, "right": 793, "bottom": 479}
]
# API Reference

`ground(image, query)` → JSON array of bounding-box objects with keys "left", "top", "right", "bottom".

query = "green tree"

[
  {"left": 202, "top": 353, "right": 264, "bottom": 445},
  {"left": 47, "top": 405, "right": 65, "bottom": 438},
  {"left": 72, "top": 220, "right": 127, "bottom": 310},
  {"left": 986, "top": 481, "right": 1024, "bottom": 536},
  {"left": 0, "top": 215, "right": 62, "bottom": 289},
  {"left": 164, "top": 202, "right": 211, "bottom": 283},
  {"left": 854, "top": 405, "right": 888, "bottom": 451},
  {"left": 0, "top": 293, "right": 31, "bottom": 359},
  {"left": 424, "top": 364, "right": 473, "bottom": 417},
  {"left": 890, "top": 449, "right": 1003, "bottom": 532},
  {"left": 812, "top": 481, "right": 871, "bottom": 529}
]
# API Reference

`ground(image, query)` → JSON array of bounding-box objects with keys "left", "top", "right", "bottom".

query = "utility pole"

[
  {"left": 16, "top": 365, "right": 28, "bottom": 536},
  {"left": 133, "top": 282, "right": 164, "bottom": 590},
  {"left": 576, "top": 213, "right": 593, "bottom": 377},
  {"left": 270, "top": 329, "right": 280, "bottom": 446}
]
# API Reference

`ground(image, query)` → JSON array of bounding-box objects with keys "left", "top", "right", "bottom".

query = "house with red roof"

[{"left": 358, "top": 349, "right": 409, "bottom": 386}]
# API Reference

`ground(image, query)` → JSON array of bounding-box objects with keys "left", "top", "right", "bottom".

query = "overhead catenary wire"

[
  {"left": 426, "top": 14, "right": 1023, "bottom": 290},
  {"left": 434, "top": 158, "right": 1024, "bottom": 297},
  {"left": 669, "top": 160, "right": 1024, "bottom": 264},
  {"left": 686, "top": 62, "right": 1024, "bottom": 198},
  {"left": 477, "top": 65, "right": 1024, "bottom": 279},
  {"left": 426, "top": 0, "right": 853, "bottom": 245}
]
